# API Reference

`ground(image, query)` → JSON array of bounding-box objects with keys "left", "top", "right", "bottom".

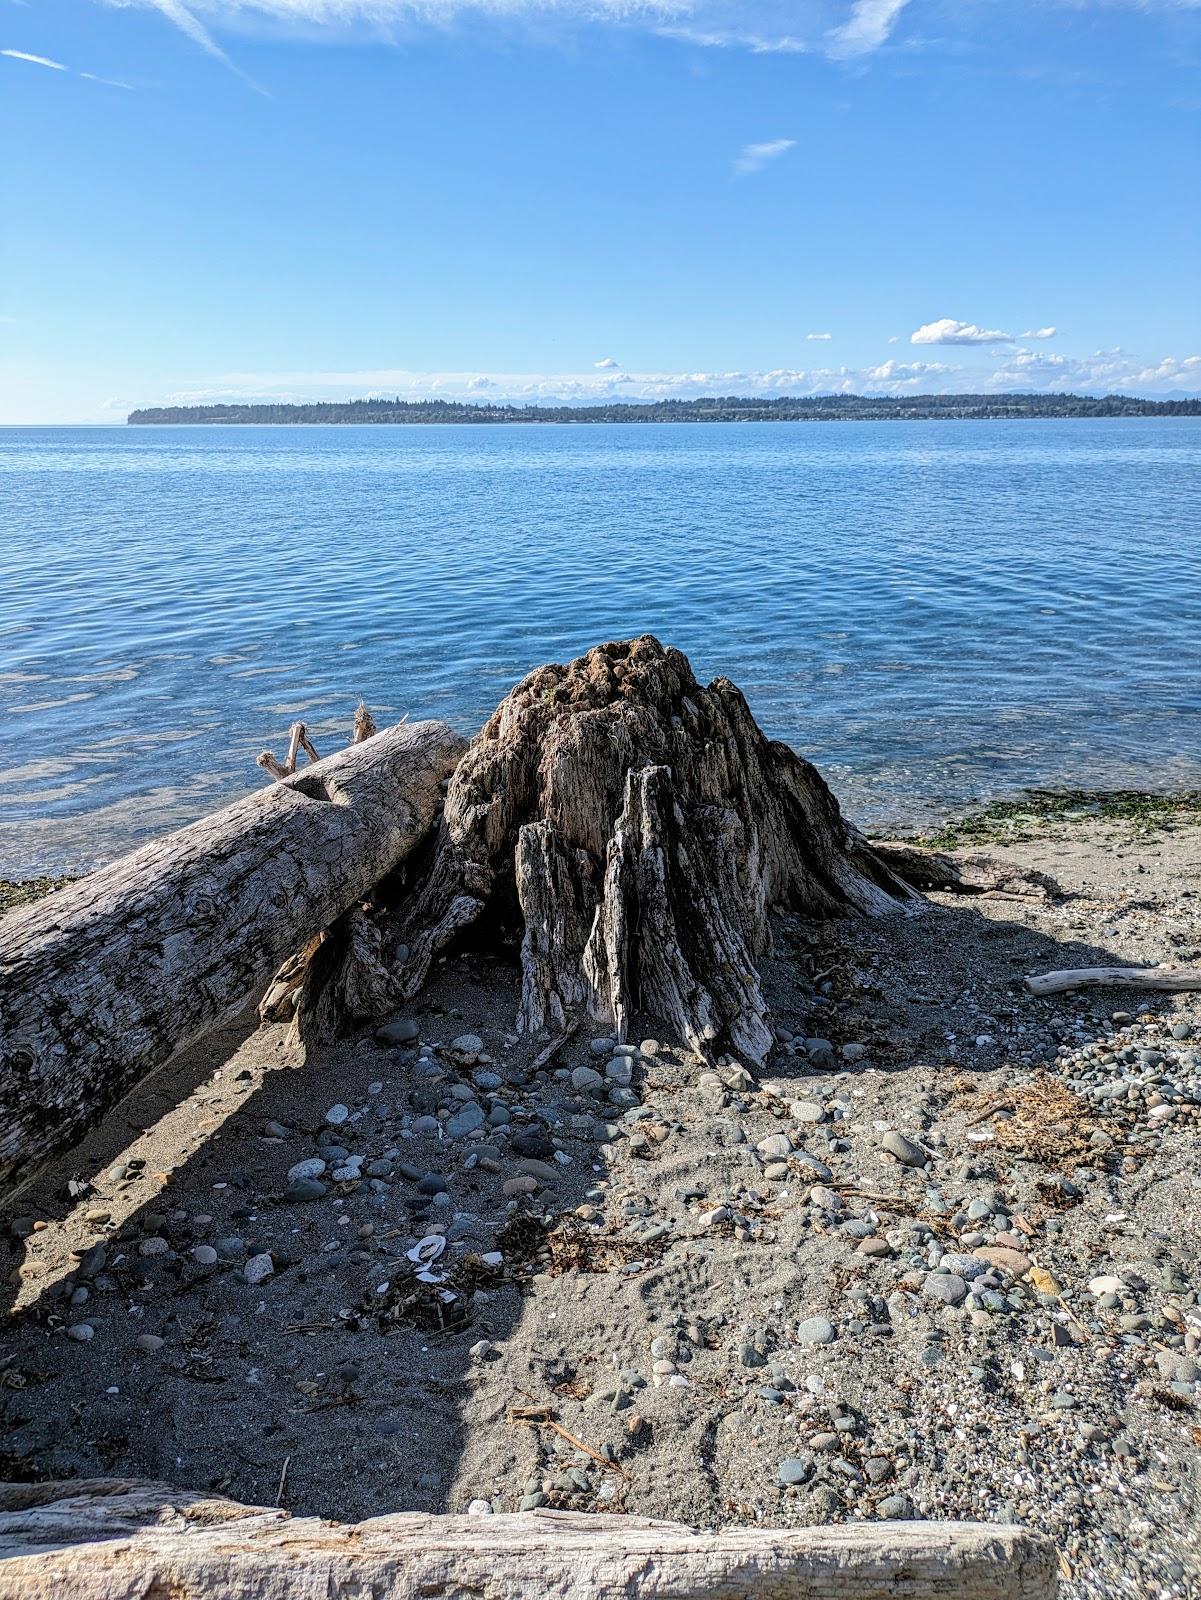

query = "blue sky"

[{"left": 2, "top": 0, "right": 1199, "bottom": 421}]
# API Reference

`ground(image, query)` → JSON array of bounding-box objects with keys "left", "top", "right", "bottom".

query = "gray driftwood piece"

[
  {"left": 0, "top": 720, "right": 466, "bottom": 1190},
  {"left": 0, "top": 1479, "right": 1056, "bottom": 1600},
  {"left": 1026, "top": 963, "right": 1201, "bottom": 997}
]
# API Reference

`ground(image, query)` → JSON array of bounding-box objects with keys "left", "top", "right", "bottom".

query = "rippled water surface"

[{"left": 1, "top": 419, "right": 1199, "bottom": 875}]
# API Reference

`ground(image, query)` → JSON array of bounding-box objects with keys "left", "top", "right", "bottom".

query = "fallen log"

[
  {"left": 0, "top": 719, "right": 466, "bottom": 1191},
  {"left": 1025, "top": 964, "right": 1201, "bottom": 997},
  {"left": 0, "top": 1479, "right": 1057, "bottom": 1600}
]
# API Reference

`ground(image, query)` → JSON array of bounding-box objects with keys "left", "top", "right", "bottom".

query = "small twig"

[
  {"left": 529, "top": 1021, "right": 580, "bottom": 1074},
  {"left": 507, "top": 1401, "right": 629, "bottom": 1479},
  {"left": 275, "top": 1455, "right": 291, "bottom": 1507}
]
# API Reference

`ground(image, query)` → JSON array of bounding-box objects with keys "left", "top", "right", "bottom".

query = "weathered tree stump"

[
  {"left": 0, "top": 719, "right": 465, "bottom": 1191},
  {"left": 393, "top": 637, "right": 916, "bottom": 1063},
  {"left": 0, "top": 1479, "right": 1057, "bottom": 1600}
]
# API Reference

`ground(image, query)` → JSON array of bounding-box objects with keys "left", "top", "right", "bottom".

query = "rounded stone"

[
  {"left": 376, "top": 1016, "right": 419, "bottom": 1046},
  {"left": 880, "top": 1131, "right": 928, "bottom": 1167},
  {"left": 797, "top": 1315, "right": 837, "bottom": 1345},
  {"left": 923, "top": 1272, "right": 968, "bottom": 1306}
]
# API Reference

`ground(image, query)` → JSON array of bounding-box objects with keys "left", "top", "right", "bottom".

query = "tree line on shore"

[{"left": 127, "top": 393, "right": 1201, "bottom": 425}]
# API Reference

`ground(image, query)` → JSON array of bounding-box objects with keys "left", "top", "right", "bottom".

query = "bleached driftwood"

[
  {"left": 394, "top": 637, "right": 919, "bottom": 1066},
  {"left": 256, "top": 719, "right": 322, "bottom": 781},
  {"left": 1026, "top": 965, "right": 1201, "bottom": 997},
  {"left": 0, "top": 1479, "right": 1057, "bottom": 1600},
  {"left": 0, "top": 719, "right": 466, "bottom": 1190}
]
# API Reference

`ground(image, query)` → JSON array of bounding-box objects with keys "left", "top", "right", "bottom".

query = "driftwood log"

[
  {"left": 1026, "top": 964, "right": 1201, "bottom": 997},
  {"left": 871, "top": 842, "right": 1061, "bottom": 902},
  {"left": 0, "top": 719, "right": 465, "bottom": 1190},
  {"left": 0, "top": 1479, "right": 1057, "bottom": 1600},
  {"left": 385, "top": 637, "right": 918, "bottom": 1064}
]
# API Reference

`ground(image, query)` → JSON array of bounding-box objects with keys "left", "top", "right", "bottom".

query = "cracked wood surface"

[
  {"left": 396, "top": 637, "right": 916, "bottom": 1066},
  {"left": 0, "top": 1479, "right": 1057, "bottom": 1600},
  {"left": 0, "top": 719, "right": 466, "bottom": 1191}
]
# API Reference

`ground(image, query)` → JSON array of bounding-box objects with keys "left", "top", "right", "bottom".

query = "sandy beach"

[{"left": 1, "top": 805, "right": 1198, "bottom": 1600}]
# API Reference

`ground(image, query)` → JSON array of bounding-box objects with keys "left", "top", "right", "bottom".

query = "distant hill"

[{"left": 127, "top": 392, "right": 1201, "bottom": 425}]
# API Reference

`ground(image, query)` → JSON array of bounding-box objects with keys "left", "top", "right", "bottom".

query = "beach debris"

[{"left": 1026, "top": 964, "right": 1201, "bottom": 997}]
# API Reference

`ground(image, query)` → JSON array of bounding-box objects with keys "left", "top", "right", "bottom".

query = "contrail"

[{"left": 146, "top": 0, "right": 270, "bottom": 94}]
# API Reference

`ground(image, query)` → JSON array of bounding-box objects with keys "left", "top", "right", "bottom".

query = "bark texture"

[
  {"left": 396, "top": 637, "right": 916, "bottom": 1063},
  {"left": 0, "top": 719, "right": 465, "bottom": 1191},
  {"left": 0, "top": 1479, "right": 1056, "bottom": 1600}
]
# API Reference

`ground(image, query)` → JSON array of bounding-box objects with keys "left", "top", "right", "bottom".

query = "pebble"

[
  {"left": 67, "top": 1323, "right": 94, "bottom": 1342},
  {"left": 285, "top": 1177, "right": 328, "bottom": 1202},
  {"left": 135, "top": 1334, "right": 164, "bottom": 1353},
  {"left": 243, "top": 1252, "right": 274, "bottom": 1285},
  {"left": 325, "top": 1104, "right": 350, "bottom": 1126},
  {"left": 192, "top": 1245, "right": 218, "bottom": 1266},
  {"left": 757, "top": 1134, "right": 792, "bottom": 1159},
  {"left": 877, "top": 1495, "right": 913, "bottom": 1519},
  {"left": 446, "top": 1103, "right": 486, "bottom": 1138},
  {"left": 287, "top": 1158, "right": 327, "bottom": 1183},
  {"left": 376, "top": 1017, "right": 420, "bottom": 1046},
  {"left": 880, "top": 1131, "right": 928, "bottom": 1167},
  {"left": 923, "top": 1272, "right": 968, "bottom": 1306},
  {"left": 797, "top": 1316, "right": 837, "bottom": 1345},
  {"left": 778, "top": 1456, "right": 812, "bottom": 1486}
]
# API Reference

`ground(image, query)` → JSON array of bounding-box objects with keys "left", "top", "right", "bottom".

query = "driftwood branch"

[
  {"left": 0, "top": 1479, "right": 1057, "bottom": 1600},
  {"left": 1026, "top": 965, "right": 1201, "bottom": 997},
  {"left": 257, "top": 720, "right": 321, "bottom": 782},
  {"left": 0, "top": 719, "right": 466, "bottom": 1191},
  {"left": 873, "top": 842, "right": 1061, "bottom": 902}
]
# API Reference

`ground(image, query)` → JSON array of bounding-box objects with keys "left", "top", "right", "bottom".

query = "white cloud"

[
  {"left": 593, "top": 356, "right": 620, "bottom": 369},
  {"left": 806, "top": 331, "right": 833, "bottom": 341},
  {"left": 142, "top": 344, "right": 1201, "bottom": 415},
  {"left": 911, "top": 317, "right": 1013, "bottom": 346},
  {"left": 826, "top": 0, "right": 908, "bottom": 58},
  {"left": 990, "top": 348, "right": 1201, "bottom": 394},
  {"left": 1, "top": 47, "right": 67, "bottom": 68},
  {"left": 1019, "top": 326, "right": 1057, "bottom": 340},
  {"left": 863, "top": 359, "right": 954, "bottom": 385},
  {"left": 95, "top": 1, "right": 906, "bottom": 61},
  {"left": 734, "top": 137, "right": 795, "bottom": 175}
]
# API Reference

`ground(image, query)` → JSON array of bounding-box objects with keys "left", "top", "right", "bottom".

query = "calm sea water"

[{"left": 1, "top": 419, "right": 1199, "bottom": 877}]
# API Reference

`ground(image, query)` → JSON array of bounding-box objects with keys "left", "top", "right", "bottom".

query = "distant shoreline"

[{"left": 126, "top": 392, "right": 1201, "bottom": 426}]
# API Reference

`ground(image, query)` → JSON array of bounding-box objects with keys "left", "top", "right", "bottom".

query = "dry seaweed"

[{"left": 960, "top": 1073, "right": 1116, "bottom": 1167}]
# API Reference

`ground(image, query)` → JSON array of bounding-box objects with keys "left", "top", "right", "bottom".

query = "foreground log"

[
  {"left": 0, "top": 719, "right": 465, "bottom": 1191},
  {"left": 0, "top": 1479, "right": 1056, "bottom": 1600},
  {"left": 391, "top": 637, "right": 917, "bottom": 1064}
]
